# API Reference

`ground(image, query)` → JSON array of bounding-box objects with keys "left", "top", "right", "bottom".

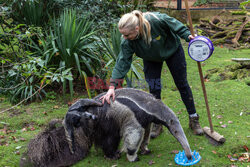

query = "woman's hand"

[
  {"left": 100, "top": 86, "right": 115, "bottom": 104},
  {"left": 188, "top": 34, "right": 197, "bottom": 40}
]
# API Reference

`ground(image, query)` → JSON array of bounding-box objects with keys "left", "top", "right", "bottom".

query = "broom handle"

[
  {"left": 183, "top": 0, "right": 214, "bottom": 132},
  {"left": 197, "top": 62, "right": 214, "bottom": 132}
]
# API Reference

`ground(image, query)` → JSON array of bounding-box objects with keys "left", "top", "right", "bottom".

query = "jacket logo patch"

[{"left": 155, "top": 35, "right": 161, "bottom": 40}]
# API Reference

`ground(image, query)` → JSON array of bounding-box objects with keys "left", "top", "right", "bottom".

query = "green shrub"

[
  {"left": 11, "top": 0, "right": 60, "bottom": 26},
  {"left": 1, "top": 56, "right": 73, "bottom": 104}
]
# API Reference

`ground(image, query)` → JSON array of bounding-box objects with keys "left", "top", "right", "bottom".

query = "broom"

[{"left": 183, "top": 0, "right": 226, "bottom": 144}]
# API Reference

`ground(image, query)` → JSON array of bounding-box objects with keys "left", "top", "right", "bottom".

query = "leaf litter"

[{"left": 227, "top": 145, "right": 250, "bottom": 163}]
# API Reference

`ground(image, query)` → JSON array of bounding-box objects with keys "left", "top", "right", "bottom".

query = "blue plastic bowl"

[{"left": 175, "top": 150, "right": 201, "bottom": 166}]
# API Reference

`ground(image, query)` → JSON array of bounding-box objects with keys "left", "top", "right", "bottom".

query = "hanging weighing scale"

[{"left": 188, "top": 36, "right": 214, "bottom": 62}]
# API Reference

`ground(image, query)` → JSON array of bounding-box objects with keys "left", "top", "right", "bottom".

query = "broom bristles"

[{"left": 203, "top": 126, "right": 226, "bottom": 143}]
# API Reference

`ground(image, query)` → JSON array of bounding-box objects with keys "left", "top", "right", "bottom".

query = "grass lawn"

[{"left": 0, "top": 44, "right": 249, "bottom": 167}]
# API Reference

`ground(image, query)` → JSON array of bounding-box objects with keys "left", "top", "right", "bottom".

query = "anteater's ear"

[{"left": 68, "top": 99, "right": 102, "bottom": 112}]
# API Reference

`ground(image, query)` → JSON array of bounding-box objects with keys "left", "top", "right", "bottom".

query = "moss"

[
  {"left": 231, "top": 11, "right": 247, "bottom": 15},
  {"left": 227, "top": 31, "right": 237, "bottom": 38},
  {"left": 206, "top": 63, "right": 250, "bottom": 83},
  {"left": 227, "top": 63, "right": 242, "bottom": 72},
  {"left": 209, "top": 73, "right": 222, "bottom": 82},
  {"left": 243, "top": 77, "right": 250, "bottom": 86},
  {"left": 213, "top": 38, "right": 226, "bottom": 45},
  {"left": 196, "top": 28, "right": 205, "bottom": 36},
  {"left": 219, "top": 71, "right": 235, "bottom": 80},
  {"left": 236, "top": 69, "right": 250, "bottom": 79}
]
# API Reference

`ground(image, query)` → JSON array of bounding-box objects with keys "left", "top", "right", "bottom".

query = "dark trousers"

[{"left": 143, "top": 45, "right": 196, "bottom": 115}]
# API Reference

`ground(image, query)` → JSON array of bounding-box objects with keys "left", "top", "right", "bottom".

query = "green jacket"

[{"left": 111, "top": 12, "right": 191, "bottom": 80}]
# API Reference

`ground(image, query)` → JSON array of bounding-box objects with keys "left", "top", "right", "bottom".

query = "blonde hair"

[{"left": 118, "top": 10, "right": 154, "bottom": 45}]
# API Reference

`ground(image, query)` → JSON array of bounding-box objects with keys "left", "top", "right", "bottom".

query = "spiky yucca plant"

[
  {"left": 92, "top": 26, "right": 143, "bottom": 88},
  {"left": 50, "top": 9, "right": 100, "bottom": 97}
]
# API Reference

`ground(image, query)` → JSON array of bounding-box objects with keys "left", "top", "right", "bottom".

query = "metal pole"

[{"left": 177, "top": 0, "right": 182, "bottom": 10}]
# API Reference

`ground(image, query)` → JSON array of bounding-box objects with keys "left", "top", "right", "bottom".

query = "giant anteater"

[{"left": 21, "top": 88, "right": 192, "bottom": 166}]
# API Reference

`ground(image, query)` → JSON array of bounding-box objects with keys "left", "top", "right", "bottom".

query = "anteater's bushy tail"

[{"left": 20, "top": 119, "right": 91, "bottom": 167}]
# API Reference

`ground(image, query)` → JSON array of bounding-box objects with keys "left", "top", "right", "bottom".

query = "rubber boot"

[
  {"left": 150, "top": 123, "right": 163, "bottom": 139},
  {"left": 189, "top": 115, "right": 204, "bottom": 135}
]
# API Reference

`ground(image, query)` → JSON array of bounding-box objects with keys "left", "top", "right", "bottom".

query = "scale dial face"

[
  {"left": 189, "top": 41, "right": 210, "bottom": 61},
  {"left": 188, "top": 36, "right": 214, "bottom": 62}
]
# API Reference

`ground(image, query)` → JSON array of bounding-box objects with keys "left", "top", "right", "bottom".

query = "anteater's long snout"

[{"left": 166, "top": 118, "right": 192, "bottom": 159}]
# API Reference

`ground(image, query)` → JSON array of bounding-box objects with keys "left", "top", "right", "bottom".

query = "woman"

[{"left": 100, "top": 10, "right": 203, "bottom": 136}]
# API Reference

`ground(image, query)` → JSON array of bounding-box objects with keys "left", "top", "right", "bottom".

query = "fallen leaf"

[
  {"left": 0, "top": 140, "right": 7, "bottom": 146},
  {"left": 16, "top": 146, "right": 22, "bottom": 150},
  {"left": 21, "top": 128, "right": 27, "bottom": 132},
  {"left": 227, "top": 155, "right": 238, "bottom": 162},
  {"left": 53, "top": 105, "right": 59, "bottom": 109},
  {"left": 243, "top": 145, "right": 249, "bottom": 152},
  {"left": 15, "top": 151, "right": 20, "bottom": 155},
  {"left": 238, "top": 156, "right": 245, "bottom": 161},
  {"left": 6, "top": 129, "right": 16, "bottom": 134},
  {"left": 239, "top": 153, "right": 249, "bottom": 161},
  {"left": 20, "top": 138, "right": 26, "bottom": 141},
  {"left": 11, "top": 136, "right": 16, "bottom": 140},
  {"left": 148, "top": 160, "right": 155, "bottom": 165},
  {"left": 212, "top": 150, "right": 217, "bottom": 154},
  {"left": 171, "top": 150, "right": 179, "bottom": 154},
  {"left": 67, "top": 102, "right": 73, "bottom": 107},
  {"left": 177, "top": 111, "right": 182, "bottom": 115},
  {"left": 221, "top": 124, "right": 227, "bottom": 128},
  {"left": 30, "top": 127, "right": 35, "bottom": 131},
  {"left": 157, "top": 154, "right": 162, "bottom": 158},
  {"left": 198, "top": 147, "right": 204, "bottom": 150},
  {"left": 216, "top": 115, "right": 223, "bottom": 119}
]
